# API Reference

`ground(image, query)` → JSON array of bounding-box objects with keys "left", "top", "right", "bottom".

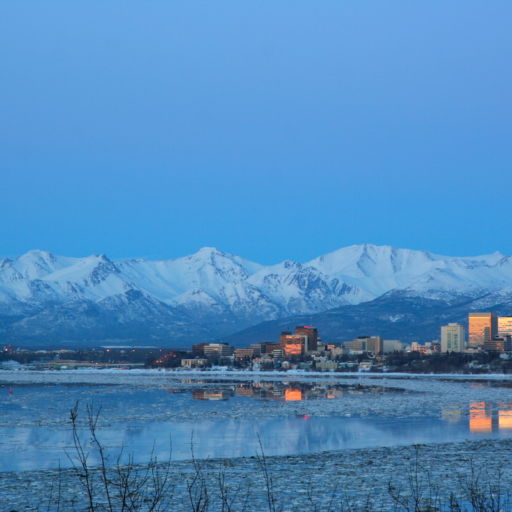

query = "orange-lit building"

[
  {"left": 294, "top": 326, "right": 319, "bottom": 352},
  {"left": 281, "top": 334, "right": 308, "bottom": 356},
  {"left": 498, "top": 316, "right": 512, "bottom": 339},
  {"left": 468, "top": 313, "right": 496, "bottom": 346},
  {"left": 280, "top": 331, "right": 292, "bottom": 345}
]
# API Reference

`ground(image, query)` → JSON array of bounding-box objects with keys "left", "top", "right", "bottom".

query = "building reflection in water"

[
  {"left": 469, "top": 402, "right": 492, "bottom": 433},
  {"left": 498, "top": 407, "right": 512, "bottom": 430},
  {"left": 441, "top": 408, "right": 463, "bottom": 424},
  {"left": 442, "top": 402, "right": 512, "bottom": 435},
  {"left": 192, "top": 390, "right": 234, "bottom": 401},
  {"left": 167, "top": 380, "right": 394, "bottom": 403},
  {"left": 284, "top": 389, "right": 302, "bottom": 401}
]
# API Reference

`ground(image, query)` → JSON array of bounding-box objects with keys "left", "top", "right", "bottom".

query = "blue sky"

[{"left": 1, "top": 1, "right": 511, "bottom": 264}]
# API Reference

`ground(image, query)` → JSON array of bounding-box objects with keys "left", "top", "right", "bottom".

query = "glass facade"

[
  {"left": 498, "top": 316, "right": 512, "bottom": 338},
  {"left": 468, "top": 312, "right": 495, "bottom": 346}
]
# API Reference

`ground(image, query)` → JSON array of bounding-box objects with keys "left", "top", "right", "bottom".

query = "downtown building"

[
  {"left": 498, "top": 316, "right": 512, "bottom": 339},
  {"left": 440, "top": 323, "right": 466, "bottom": 353},
  {"left": 468, "top": 313, "right": 497, "bottom": 346},
  {"left": 280, "top": 333, "right": 309, "bottom": 357},
  {"left": 468, "top": 313, "right": 512, "bottom": 352},
  {"left": 279, "top": 326, "right": 319, "bottom": 356},
  {"left": 344, "top": 336, "right": 383, "bottom": 355},
  {"left": 192, "top": 343, "right": 235, "bottom": 361}
]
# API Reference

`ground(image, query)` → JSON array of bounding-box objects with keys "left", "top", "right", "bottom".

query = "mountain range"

[{"left": 2, "top": 244, "right": 512, "bottom": 347}]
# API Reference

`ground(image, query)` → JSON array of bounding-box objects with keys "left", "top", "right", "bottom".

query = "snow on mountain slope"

[
  {"left": 4, "top": 244, "right": 512, "bottom": 345},
  {"left": 0, "top": 253, "right": 132, "bottom": 303},
  {"left": 247, "top": 260, "right": 356, "bottom": 313},
  {"left": 307, "top": 244, "right": 512, "bottom": 300},
  {"left": 116, "top": 247, "right": 262, "bottom": 304}
]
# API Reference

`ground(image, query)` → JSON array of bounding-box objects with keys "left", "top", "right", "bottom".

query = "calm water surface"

[{"left": 0, "top": 377, "right": 511, "bottom": 472}]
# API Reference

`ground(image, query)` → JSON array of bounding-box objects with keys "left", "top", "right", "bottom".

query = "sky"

[{"left": 1, "top": 1, "right": 511, "bottom": 264}]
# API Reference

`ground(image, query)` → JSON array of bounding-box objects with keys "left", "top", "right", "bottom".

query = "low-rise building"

[
  {"left": 483, "top": 339, "right": 505, "bottom": 352},
  {"left": 203, "top": 343, "right": 234, "bottom": 359},
  {"left": 382, "top": 339, "right": 403, "bottom": 353},
  {"left": 316, "top": 360, "right": 338, "bottom": 372},
  {"left": 344, "top": 336, "right": 382, "bottom": 354},
  {"left": 234, "top": 348, "right": 255, "bottom": 360},
  {"left": 181, "top": 358, "right": 208, "bottom": 368}
]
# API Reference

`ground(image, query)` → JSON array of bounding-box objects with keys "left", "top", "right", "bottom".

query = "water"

[{"left": 1, "top": 373, "right": 512, "bottom": 472}]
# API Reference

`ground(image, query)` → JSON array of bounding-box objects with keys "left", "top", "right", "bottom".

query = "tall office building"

[
  {"left": 498, "top": 316, "right": 512, "bottom": 339},
  {"left": 280, "top": 327, "right": 319, "bottom": 354},
  {"left": 294, "top": 326, "right": 318, "bottom": 351},
  {"left": 441, "top": 323, "right": 465, "bottom": 353},
  {"left": 281, "top": 334, "right": 308, "bottom": 356},
  {"left": 468, "top": 313, "right": 496, "bottom": 346}
]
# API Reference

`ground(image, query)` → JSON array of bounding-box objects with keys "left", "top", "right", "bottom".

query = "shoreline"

[{"left": 2, "top": 367, "right": 512, "bottom": 380}]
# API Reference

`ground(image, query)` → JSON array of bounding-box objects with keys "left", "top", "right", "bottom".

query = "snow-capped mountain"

[
  {"left": 3, "top": 244, "right": 512, "bottom": 346},
  {"left": 308, "top": 244, "right": 512, "bottom": 299}
]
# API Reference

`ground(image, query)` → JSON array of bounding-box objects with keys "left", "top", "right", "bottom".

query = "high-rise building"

[
  {"left": 441, "top": 323, "right": 465, "bottom": 353},
  {"left": 468, "top": 313, "right": 496, "bottom": 346},
  {"left": 294, "top": 326, "right": 318, "bottom": 352},
  {"left": 279, "top": 327, "right": 319, "bottom": 355},
  {"left": 498, "top": 316, "right": 512, "bottom": 339},
  {"left": 281, "top": 334, "right": 308, "bottom": 356}
]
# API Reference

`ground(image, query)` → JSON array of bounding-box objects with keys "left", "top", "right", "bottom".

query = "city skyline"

[{"left": 3, "top": 2, "right": 512, "bottom": 508}]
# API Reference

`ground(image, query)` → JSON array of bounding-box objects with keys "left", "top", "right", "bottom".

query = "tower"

[
  {"left": 294, "top": 326, "right": 318, "bottom": 352},
  {"left": 441, "top": 323, "right": 465, "bottom": 353},
  {"left": 468, "top": 313, "right": 496, "bottom": 346}
]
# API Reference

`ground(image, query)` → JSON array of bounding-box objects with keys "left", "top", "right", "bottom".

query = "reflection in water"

[
  {"left": 441, "top": 408, "right": 463, "bottom": 424},
  {"left": 192, "top": 390, "right": 234, "bottom": 401},
  {"left": 442, "top": 403, "right": 512, "bottom": 434},
  {"left": 470, "top": 402, "right": 492, "bottom": 433},
  {"left": 499, "top": 409, "right": 512, "bottom": 430},
  {"left": 284, "top": 389, "right": 302, "bottom": 401},
  {"left": 2, "top": 380, "right": 512, "bottom": 473},
  {"left": 0, "top": 414, "right": 492, "bottom": 472},
  {"left": 181, "top": 381, "right": 399, "bottom": 402}
]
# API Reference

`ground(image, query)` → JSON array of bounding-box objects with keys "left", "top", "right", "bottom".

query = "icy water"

[{"left": 1, "top": 371, "right": 512, "bottom": 472}]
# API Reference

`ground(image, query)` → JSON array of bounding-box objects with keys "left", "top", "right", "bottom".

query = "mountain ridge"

[{"left": 2, "top": 244, "right": 512, "bottom": 346}]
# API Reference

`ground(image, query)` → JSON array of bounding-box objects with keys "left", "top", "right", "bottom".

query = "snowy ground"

[{"left": 1, "top": 438, "right": 512, "bottom": 511}]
